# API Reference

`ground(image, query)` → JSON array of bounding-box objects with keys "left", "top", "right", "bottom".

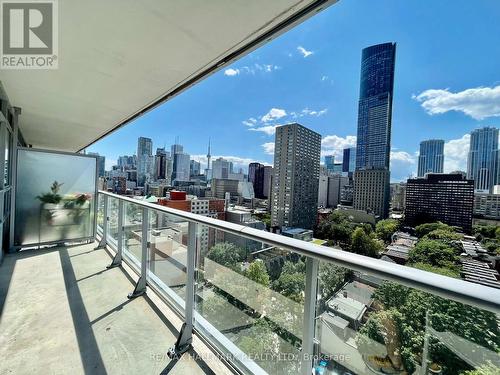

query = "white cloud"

[
  {"left": 261, "top": 108, "right": 287, "bottom": 122},
  {"left": 297, "top": 46, "right": 313, "bottom": 58},
  {"left": 249, "top": 125, "right": 280, "bottom": 136},
  {"left": 224, "top": 68, "right": 240, "bottom": 76},
  {"left": 242, "top": 117, "right": 257, "bottom": 127},
  {"left": 444, "top": 134, "right": 470, "bottom": 172},
  {"left": 321, "top": 75, "right": 328, "bottom": 81},
  {"left": 262, "top": 142, "right": 275, "bottom": 155},
  {"left": 389, "top": 151, "right": 417, "bottom": 182},
  {"left": 191, "top": 155, "right": 270, "bottom": 170},
  {"left": 105, "top": 158, "right": 117, "bottom": 171},
  {"left": 225, "top": 64, "right": 280, "bottom": 77},
  {"left": 321, "top": 135, "right": 357, "bottom": 158},
  {"left": 413, "top": 85, "right": 500, "bottom": 120}
]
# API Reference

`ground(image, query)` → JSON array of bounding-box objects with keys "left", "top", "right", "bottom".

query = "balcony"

[
  {"left": 1, "top": 2, "right": 499, "bottom": 374},
  {"left": 2, "top": 188, "right": 498, "bottom": 375}
]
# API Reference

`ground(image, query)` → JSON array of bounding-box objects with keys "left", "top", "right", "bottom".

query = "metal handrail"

[{"left": 98, "top": 190, "right": 500, "bottom": 314}]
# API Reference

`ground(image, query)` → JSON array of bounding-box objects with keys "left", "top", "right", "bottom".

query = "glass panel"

[
  {"left": 195, "top": 226, "right": 305, "bottom": 374},
  {"left": 106, "top": 197, "right": 119, "bottom": 245},
  {"left": 96, "top": 194, "right": 104, "bottom": 233},
  {"left": 146, "top": 209, "right": 188, "bottom": 300},
  {"left": 123, "top": 201, "right": 142, "bottom": 266},
  {"left": 4, "top": 127, "right": 10, "bottom": 187},
  {"left": 313, "top": 262, "right": 500, "bottom": 375},
  {"left": 14, "top": 149, "right": 96, "bottom": 246}
]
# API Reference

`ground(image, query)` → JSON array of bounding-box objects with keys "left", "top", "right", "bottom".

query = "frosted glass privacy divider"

[{"left": 14, "top": 148, "right": 97, "bottom": 247}]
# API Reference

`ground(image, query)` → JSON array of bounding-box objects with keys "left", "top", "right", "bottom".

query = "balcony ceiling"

[{"left": 0, "top": 0, "right": 334, "bottom": 152}]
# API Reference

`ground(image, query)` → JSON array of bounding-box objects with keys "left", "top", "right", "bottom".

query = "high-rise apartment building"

[
  {"left": 137, "top": 137, "right": 153, "bottom": 186},
  {"left": 353, "top": 42, "right": 396, "bottom": 219},
  {"left": 417, "top": 139, "right": 444, "bottom": 177},
  {"left": 271, "top": 123, "right": 321, "bottom": 229},
  {"left": 342, "top": 147, "right": 356, "bottom": 173},
  {"left": 405, "top": 173, "right": 474, "bottom": 232},
  {"left": 467, "top": 127, "right": 499, "bottom": 192}
]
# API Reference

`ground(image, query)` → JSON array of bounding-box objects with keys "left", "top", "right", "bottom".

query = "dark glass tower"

[
  {"left": 353, "top": 43, "right": 396, "bottom": 218},
  {"left": 355, "top": 42, "right": 396, "bottom": 170}
]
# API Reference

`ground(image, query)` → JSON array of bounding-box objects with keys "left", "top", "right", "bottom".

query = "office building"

[
  {"left": 212, "top": 158, "right": 233, "bottom": 179},
  {"left": 467, "top": 127, "right": 499, "bottom": 192},
  {"left": 325, "top": 155, "right": 335, "bottom": 173},
  {"left": 417, "top": 139, "right": 444, "bottom": 177},
  {"left": 154, "top": 148, "right": 169, "bottom": 181},
  {"left": 262, "top": 166, "right": 273, "bottom": 199},
  {"left": 211, "top": 178, "right": 240, "bottom": 199},
  {"left": 390, "top": 183, "right": 406, "bottom": 212},
  {"left": 190, "top": 160, "right": 201, "bottom": 178},
  {"left": 353, "top": 169, "right": 390, "bottom": 218},
  {"left": 342, "top": 147, "right": 356, "bottom": 173},
  {"left": 405, "top": 173, "right": 474, "bottom": 232},
  {"left": 249, "top": 162, "right": 269, "bottom": 199},
  {"left": 171, "top": 143, "right": 190, "bottom": 182},
  {"left": 353, "top": 43, "right": 396, "bottom": 219},
  {"left": 271, "top": 123, "right": 321, "bottom": 229},
  {"left": 137, "top": 137, "right": 153, "bottom": 186},
  {"left": 474, "top": 193, "right": 500, "bottom": 220}
]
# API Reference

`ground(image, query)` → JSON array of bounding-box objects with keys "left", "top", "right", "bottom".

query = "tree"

[
  {"left": 318, "top": 263, "right": 353, "bottom": 301},
  {"left": 315, "top": 211, "right": 355, "bottom": 246},
  {"left": 415, "top": 222, "right": 454, "bottom": 238},
  {"left": 351, "top": 227, "right": 383, "bottom": 257},
  {"left": 272, "top": 260, "right": 305, "bottom": 303},
  {"left": 376, "top": 219, "right": 400, "bottom": 243},
  {"left": 424, "top": 229, "right": 463, "bottom": 242},
  {"left": 207, "top": 242, "right": 246, "bottom": 268},
  {"left": 366, "top": 281, "right": 500, "bottom": 374},
  {"left": 408, "top": 239, "right": 458, "bottom": 269},
  {"left": 245, "top": 260, "right": 270, "bottom": 287},
  {"left": 410, "top": 262, "right": 460, "bottom": 278}
]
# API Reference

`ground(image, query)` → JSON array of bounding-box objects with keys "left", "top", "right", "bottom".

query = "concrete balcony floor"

[{"left": 0, "top": 242, "right": 221, "bottom": 375}]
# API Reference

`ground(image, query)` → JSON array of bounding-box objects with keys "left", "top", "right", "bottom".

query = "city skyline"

[{"left": 86, "top": 0, "right": 500, "bottom": 182}]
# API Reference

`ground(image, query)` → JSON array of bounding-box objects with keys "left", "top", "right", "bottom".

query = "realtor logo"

[{"left": 1, "top": 0, "right": 58, "bottom": 69}]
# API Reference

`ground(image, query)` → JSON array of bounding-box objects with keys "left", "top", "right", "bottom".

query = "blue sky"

[{"left": 88, "top": 0, "right": 500, "bottom": 182}]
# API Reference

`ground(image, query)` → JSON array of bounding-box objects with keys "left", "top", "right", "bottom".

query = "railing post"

[
  {"left": 168, "top": 221, "right": 197, "bottom": 358},
  {"left": 95, "top": 194, "right": 108, "bottom": 249},
  {"left": 107, "top": 199, "right": 123, "bottom": 268},
  {"left": 128, "top": 207, "right": 148, "bottom": 299},
  {"left": 301, "top": 257, "right": 319, "bottom": 375}
]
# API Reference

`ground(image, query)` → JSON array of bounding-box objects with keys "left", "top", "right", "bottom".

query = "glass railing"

[{"left": 96, "top": 191, "right": 500, "bottom": 375}]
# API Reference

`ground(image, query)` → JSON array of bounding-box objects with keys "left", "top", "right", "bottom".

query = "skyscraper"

[
  {"left": 248, "top": 162, "right": 266, "bottom": 198},
  {"left": 467, "top": 127, "right": 499, "bottom": 192},
  {"left": 137, "top": 137, "right": 153, "bottom": 186},
  {"left": 190, "top": 160, "right": 201, "bottom": 178},
  {"left": 171, "top": 143, "right": 190, "bottom": 182},
  {"left": 342, "top": 147, "right": 356, "bottom": 173},
  {"left": 417, "top": 139, "right": 444, "bottom": 177},
  {"left": 154, "top": 148, "right": 168, "bottom": 180},
  {"left": 271, "top": 123, "right": 321, "bottom": 229},
  {"left": 353, "top": 42, "right": 396, "bottom": 218},
  {"left": 88, "top": 152, "right": 105, "bottom": 177},
  {"left": 324, "top": 155, "right": 335, "bottom": 173}
]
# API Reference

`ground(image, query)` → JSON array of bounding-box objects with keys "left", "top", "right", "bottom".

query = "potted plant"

[
  {"left": 429, "top": 363, "right": 442, "bottom": 374},
  {"left": 36, "top": 181, "right": 64, "bottom": 224}
]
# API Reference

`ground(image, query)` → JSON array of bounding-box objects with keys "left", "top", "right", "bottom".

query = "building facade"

[
  {"left": 353, "top": 43, "right": 396, "bottom": 219},
  {"left": 467, "top": 127, "right": 499, "bottom": 192},
  {"left": 474, "top": 193, "right": 500, "bottom": 220},
  {"left": 342, "top": 147, "right": 356, "bottom": 174},
  {"left": 137, "top": 137, "right": 153, "bottom": 186},
  {"left": 271, "top": 123, "right": 321, "bottom": 229},
  {"left": 405, "top": 173, "right": 474, "bottom": 232},
  {"left": 212, "top": 158, "right": 233, "bottom": 180},
  {"left": 417, "top": 139, "right": 444, "bottom": 177}
]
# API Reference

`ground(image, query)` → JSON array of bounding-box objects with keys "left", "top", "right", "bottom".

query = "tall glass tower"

[
  {"left": 355, "top": 42, "right": 396, "bottom": 170},
  {"left": 467, "top": 127, "right": 499, "bottom": 192},
  {"left": 417, "top": 139, "right": 444, "bottom": 177},
  {"left": 353, "top": 43, "right": 396, "bottom": 219}
]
